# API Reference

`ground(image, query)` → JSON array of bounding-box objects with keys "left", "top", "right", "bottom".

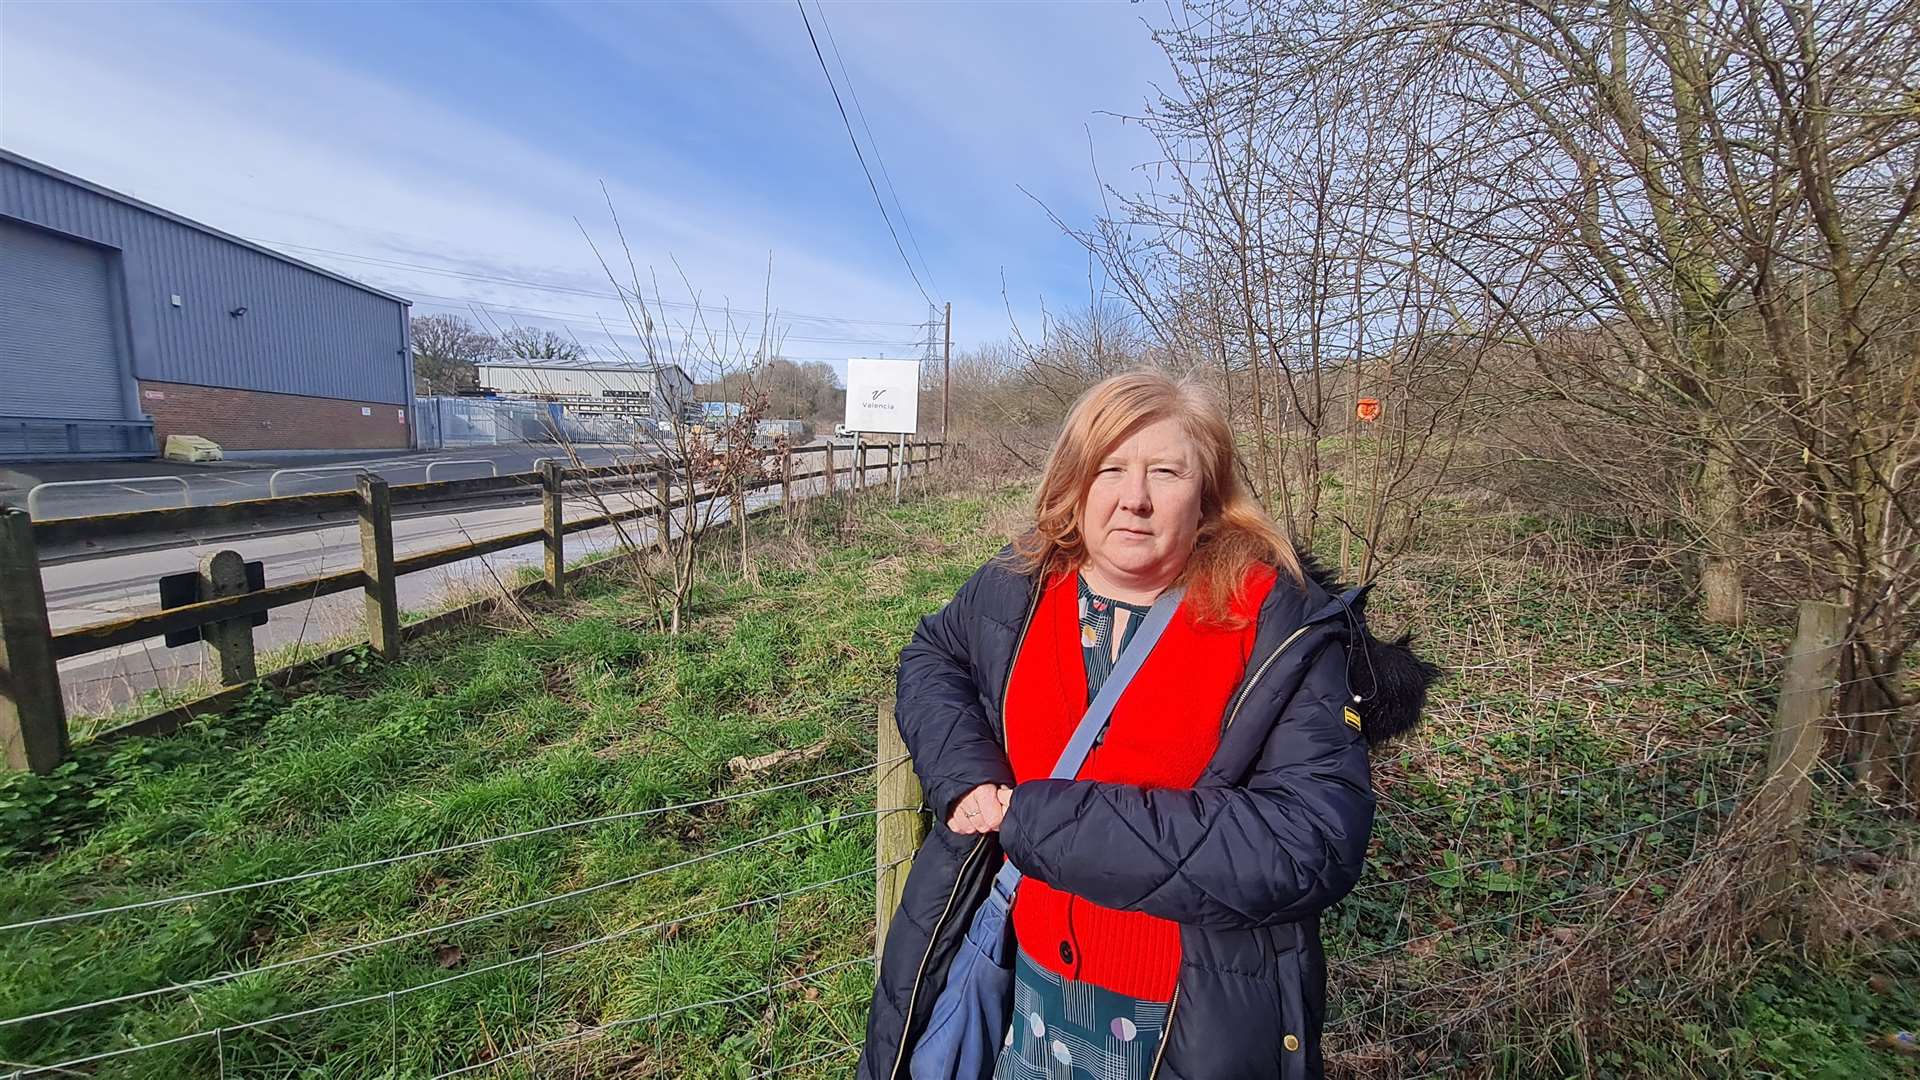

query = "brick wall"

[{"left": 137, "top": 381, "right": 412, "bottom": 451}]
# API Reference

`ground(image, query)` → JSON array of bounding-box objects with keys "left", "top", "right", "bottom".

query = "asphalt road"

[{"left": 46, "top": 446, "right": 903, "bottom": 719}]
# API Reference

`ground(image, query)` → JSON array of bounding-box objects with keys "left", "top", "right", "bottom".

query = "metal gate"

[
  {"left": 0, "top": 218, "right": 130, "bottom": 421},
  {"left": 412, "top": 397, "right": 570, "bottom": 449}
]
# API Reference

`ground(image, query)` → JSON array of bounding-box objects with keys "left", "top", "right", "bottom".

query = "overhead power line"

[
  {"left": 405, "top": 291, "right": 924, "bottom": 347},
  {"left": 246, "top": 238, "right": 925, "bottom": 330},
  {"left": 414, "top": 300, "right": 906, "bottom": 363},
  {"left": 814, "top": 0, "right": 938, "bottom": 296},
  {"left": 794, "top": 0, "right": 936, "bottom": 308}
]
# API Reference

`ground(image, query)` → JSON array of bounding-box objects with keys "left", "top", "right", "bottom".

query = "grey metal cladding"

[
  {"left": 1, "top": 153, "right": 411, "bottom": 405},
  {"left": 0, "top": 216, "right": 130, "bottom": 420}
]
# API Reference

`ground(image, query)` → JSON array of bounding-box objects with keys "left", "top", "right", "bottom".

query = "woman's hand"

[{"left": 947, "top": 783, "right": 1014, "bottom": 834}]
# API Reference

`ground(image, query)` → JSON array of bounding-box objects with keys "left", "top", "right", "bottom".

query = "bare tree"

[
  {"left": 499, "top": 325, "right": 586, "bottom": 363},
  {"left": 708, "top": 357, "right": 843, "bottom": 431},
  {"left": 1717, "top": 4, "right": 1920, "bottom": 794},
  {"left": 1052, "top": 2, "right": 1496, "bottom": 573},
  {"left": 535, "top": 191, "right": 781, "bottom": 634},
  {"left": 983, "top": 302, "right": 1158, "bottom": 466},
  {"left": 410, "top": 313, "right": 498, "bottom": 394},
  {"left": 1103, "top": 0, "right": 1918, "bottom": 792}
]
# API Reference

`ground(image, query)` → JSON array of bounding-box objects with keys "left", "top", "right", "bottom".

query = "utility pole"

[{"left": 942, "top": 302, "right": 952, "bottom": 442}]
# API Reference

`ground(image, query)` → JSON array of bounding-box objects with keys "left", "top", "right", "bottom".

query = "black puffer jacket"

[{"left": 858, "top": 552, "right": 1436, "bottom": 1080}]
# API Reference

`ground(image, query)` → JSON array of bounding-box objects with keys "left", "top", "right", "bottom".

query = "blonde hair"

[{"left": 1010, "top": 371, "right": 1303, "bottom": 625}]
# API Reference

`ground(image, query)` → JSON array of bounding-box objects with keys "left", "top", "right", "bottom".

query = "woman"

[{"left": 859, "top": 372, "right": 1435, "bottom": 1080}]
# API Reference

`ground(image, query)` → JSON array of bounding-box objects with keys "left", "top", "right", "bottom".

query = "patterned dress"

[{"left": 992, "top": 576, "right": 1170, "bottom": 1080}]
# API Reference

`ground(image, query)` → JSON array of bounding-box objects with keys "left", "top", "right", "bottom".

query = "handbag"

[{"left": 907, "top": 585, "right": 1186, "bottom": 1080}]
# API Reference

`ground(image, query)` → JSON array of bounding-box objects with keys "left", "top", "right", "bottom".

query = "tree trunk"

[
  {"left": 1698, "top": 431, "right": 1745, "bottom": 626},
  {"left": 735, "top": 483, "right": 749, "bottom": 578},
  {"left": 1841, "top": 635, "right": 1913, "bottom": 806}
]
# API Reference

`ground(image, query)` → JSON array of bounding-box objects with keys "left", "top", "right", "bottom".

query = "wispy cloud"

[{"left": 0, "top": 0, "right": 1173, "bottom": 371}]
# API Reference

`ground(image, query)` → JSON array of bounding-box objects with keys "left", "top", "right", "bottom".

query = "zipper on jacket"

[
  {"left": 889, "top": 576, "right": 1043, "bottom": 1079},
  {"left": 1147, "top": 613, "right": 1320, "bottom": 1079},
  {"left": 1147, "top": 986, "right": 1181, "bottom": 1078},
  {"left": 1221, "top": 621, "right": 1315, "bottom": 735}
]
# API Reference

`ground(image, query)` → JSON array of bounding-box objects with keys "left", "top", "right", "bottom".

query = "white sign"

[{"left": 843, "top": 358, "right": 920, "bottom": 435}]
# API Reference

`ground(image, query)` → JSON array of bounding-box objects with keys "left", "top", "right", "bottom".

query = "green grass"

[
  {"left": 4, "top": 482, "right": 1914, "bottom": 1079},
  {"left": 1319, "top": 506, "right": 1919, "bottom": 1078},
  {"left": 61, "top": 568, "right": 552, "bottom": 746},
  {"left": 1, "top": 488, "right": 1018, "bottom": 1079}
]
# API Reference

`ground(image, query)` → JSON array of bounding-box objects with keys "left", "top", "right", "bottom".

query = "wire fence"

[
  {"left": 2, "top": 750, "right": 919, "bottom": 1078},
  {"left": 2, "top": 633, "right": 1913, "bottom": 1079},
  {"left": 1316, "top": 712, "right": 1917, "bottom": 1080},
  {"left": 0, "top": 758, "right": 903, "bottom": 935}
]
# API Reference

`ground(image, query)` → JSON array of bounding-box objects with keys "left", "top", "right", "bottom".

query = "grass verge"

[
  {"left": 2, "top": 487, "right": 1018, "bottom": 1079},
  {"left": 3, "top": 482, "right": 1914, "bottom": 1078}
]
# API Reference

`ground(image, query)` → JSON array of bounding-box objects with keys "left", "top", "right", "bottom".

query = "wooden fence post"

[
  {"left": 853, "top": 434, "right": 864, "bottom": 493},
  {"left": 779, "top": 443, "right": 793, "bottom": 524},
  {"left": 541, "top": 461, "right": 566, "bottom": 598},
  {"left": 655, "top": 466, "right": 673, "bottom": 558},
  {"left": 824, "top": 444, "right": 837, "bottom": 500},
  {"left": 357, "top": 475, "right": 400, "bottom": 661},
  {"left": 199, "top": 549, "right": 257, "bottom": 685},
  {"left": 1755, "top": 600, "right": 1847, "bottom": 906},
  {"left": 876, "top": 697, "right": 927, "bottom": 959},
  {"left": 0, "top": 506, "right": 68, "bottom": 772}
]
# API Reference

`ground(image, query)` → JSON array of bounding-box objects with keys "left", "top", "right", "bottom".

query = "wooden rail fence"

[{"left": 1, "top": 440, "right": 945, "bottom": 773}]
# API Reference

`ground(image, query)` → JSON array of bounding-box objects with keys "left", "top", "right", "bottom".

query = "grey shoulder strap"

[{"left": 992, "top": 583, "right": 1184, "bottom": 898}]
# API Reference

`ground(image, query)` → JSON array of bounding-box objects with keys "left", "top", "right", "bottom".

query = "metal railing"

[
  {"left": 266, "top": 465, "right": 374, "bottom": 498},
  {"left": 25, "top": 475, "right": 190, "bottom": 519},
  {"left": 422, "top": 458, "right": 499, "bottom": 482},
  {"left": 0, "top": 440, "right": 948, "bottom": 772}
]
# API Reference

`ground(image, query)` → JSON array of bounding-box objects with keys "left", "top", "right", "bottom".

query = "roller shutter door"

[{"left": 0, "top": 217, "right": 129, "bottom": 421}]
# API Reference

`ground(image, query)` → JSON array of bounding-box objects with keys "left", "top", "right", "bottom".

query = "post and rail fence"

[{"left": 1, "top": 440, "right": 945, "bottom": 773}]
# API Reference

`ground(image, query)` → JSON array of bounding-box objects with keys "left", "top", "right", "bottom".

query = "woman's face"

[{"left": 1079, "top": 417, "right": 1205, "bottom": 590}]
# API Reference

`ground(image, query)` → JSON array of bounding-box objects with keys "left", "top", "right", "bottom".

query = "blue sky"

[{"left": 1, "top": 1, "right": 1173, "bottom": 377}]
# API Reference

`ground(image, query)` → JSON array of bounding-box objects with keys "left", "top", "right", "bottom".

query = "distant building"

[
  {"left": 475, "top": 359, "right": 693, "bottom": 424},
  {"left": 756, "top": 418, "right": 808, "bottom": 444},
  {"left": 0, "top": 151, "right": 414, "bottom": 459}
]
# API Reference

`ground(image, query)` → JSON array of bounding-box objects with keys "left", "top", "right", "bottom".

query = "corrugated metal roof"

[
  {"left": 482, "top": 359, "right": 690, "bottom": 377},
  {"left": 0, "top": 149, "right": 411, "bottom": 306}
]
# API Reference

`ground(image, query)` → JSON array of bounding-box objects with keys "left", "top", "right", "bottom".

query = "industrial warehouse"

[
  {"left": 0, "top": 150, "right": 414, "bottom": 459},
  {"left": 475, "top": 358, "right": 696, "bottom": 424}
]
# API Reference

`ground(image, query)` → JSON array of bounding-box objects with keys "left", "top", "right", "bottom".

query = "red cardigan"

[{"left": 1006, "top": 563, "right": 1275, "bottom": 999}]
